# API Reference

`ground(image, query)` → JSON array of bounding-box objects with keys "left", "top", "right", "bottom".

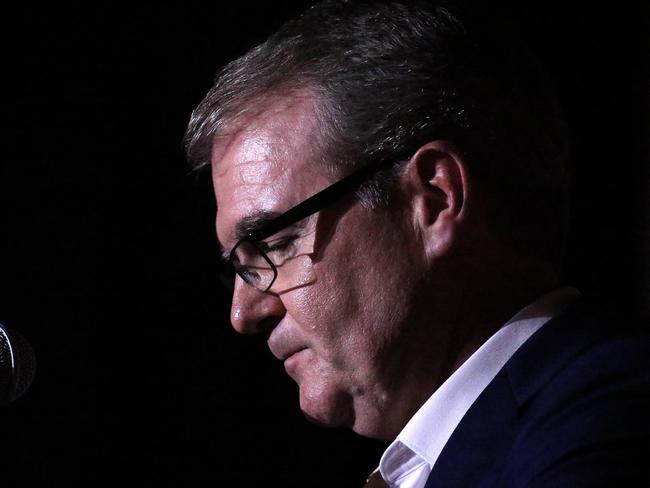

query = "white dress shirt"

[{"left": 372, "top": 287, "right": 581, "bottom": 488}]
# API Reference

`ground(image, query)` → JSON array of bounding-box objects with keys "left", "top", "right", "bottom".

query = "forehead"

[{"left": 211, "top": 94, "right": 330, "bottom": 248}]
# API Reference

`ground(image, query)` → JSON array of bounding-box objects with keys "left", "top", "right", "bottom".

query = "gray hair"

[{"left": 185, "top": 0, "right": 572, "bottom": 266}]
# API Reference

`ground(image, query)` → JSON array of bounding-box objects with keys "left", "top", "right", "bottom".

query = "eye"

[
  {"left": 261, "top": 236, "right": 297, "bottom": 256},
  {"left": 240, "top": 267, "right": 261, "bottom": 284}
]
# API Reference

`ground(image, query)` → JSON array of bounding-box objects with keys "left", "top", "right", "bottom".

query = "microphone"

[{"left": 0, "top": 323, "right": 36, "bottom": 405}]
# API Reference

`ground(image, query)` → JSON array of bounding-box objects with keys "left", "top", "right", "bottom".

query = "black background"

[{"left": 1, "top": 2, "right": 648, "bottom": 487}]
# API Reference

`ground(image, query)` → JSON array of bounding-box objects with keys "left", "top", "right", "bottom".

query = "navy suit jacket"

[{"left": 424, "top": 298, "right": 650, "bottom": 487}]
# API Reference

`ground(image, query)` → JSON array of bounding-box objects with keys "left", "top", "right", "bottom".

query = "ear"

[{"left": 403, "top": 140, "right": 471, "bottom": 258}]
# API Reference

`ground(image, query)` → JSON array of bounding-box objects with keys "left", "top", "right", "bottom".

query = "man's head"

[{"left": 185, "top": 0, "right": 571, "bottom": 440}]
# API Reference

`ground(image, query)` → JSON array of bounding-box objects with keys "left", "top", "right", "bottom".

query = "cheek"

[
  {"left": 288, "top": 256, "right": 398, "bottom": 367},
  {"left": 287, "top": 268, "right": 359, "bottom": 333},
  {"left": 284, "top": 208, "right": 419, "bottom": 364},
  {"left": 281, "top": 262, "right": 364, "bottom": 362}
]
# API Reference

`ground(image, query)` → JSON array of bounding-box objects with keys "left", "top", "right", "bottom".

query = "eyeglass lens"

[{"left": 231, "top": 232, "right": 317, "bottom": 293}]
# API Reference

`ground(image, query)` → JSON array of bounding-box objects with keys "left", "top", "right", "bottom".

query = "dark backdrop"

[{"left": 1, "top": 2, "right": 648, "bottom": 487}]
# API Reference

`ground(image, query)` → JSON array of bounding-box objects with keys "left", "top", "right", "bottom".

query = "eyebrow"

[
  {"left": 218, "top": 210, "right": 278, "bottom": 260},
  {"left": 235, "top": 210, "right": 281, "bottom": 241}
]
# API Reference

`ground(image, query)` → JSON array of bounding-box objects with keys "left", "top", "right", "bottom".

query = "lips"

[
  {"left": 272, "top": 344, "right": 307, "bottom": 362},
  {"left": 268, "top": 337, "right": 308, "bottom": 379},
  {"left": 284, "top": 346, "right": 307, "bottom": 361},
  {"left": 283, "top": 347, "right": 307, "bottom": 378},
  {"left": 267, "top": 327, "right": 307, "bottom": 361}
]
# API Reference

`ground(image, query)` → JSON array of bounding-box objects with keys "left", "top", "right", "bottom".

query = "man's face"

[{"left": 212, "top": 95, "right": 443, "bottom": 439}]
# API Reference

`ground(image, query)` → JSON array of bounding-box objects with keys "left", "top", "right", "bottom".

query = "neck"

[
  {"left": 442, "top": 254, "right": 560, "bottom": 380},
  {"left": 378, "top": 255, "right": 559, "bottom": 440}
]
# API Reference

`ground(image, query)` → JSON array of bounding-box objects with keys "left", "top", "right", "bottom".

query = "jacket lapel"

[{"left": 424, "top": 298, "right": 611, "bottom": 488}]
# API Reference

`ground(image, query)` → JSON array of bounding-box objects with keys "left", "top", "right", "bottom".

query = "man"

[{"left": 184, "top": 1, "right": 649, "bottom": 486}]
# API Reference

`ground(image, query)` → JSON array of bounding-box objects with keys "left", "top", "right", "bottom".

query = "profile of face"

[{"left": 212, "top": 94, "right": 466, "bottom": 440}]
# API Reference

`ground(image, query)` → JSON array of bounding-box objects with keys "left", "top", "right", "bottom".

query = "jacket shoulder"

[{"left": 502, "top": 305, "right": 650, "bottom": 487}]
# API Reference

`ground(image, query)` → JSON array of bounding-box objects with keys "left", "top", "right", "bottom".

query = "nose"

[{"left": 230, "top": 277, "right": 286, "bottom": 335}]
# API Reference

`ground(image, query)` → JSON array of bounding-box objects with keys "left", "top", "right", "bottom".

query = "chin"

[
  {"left": 297, "top": 382, "right": 353, "bottom": 429},
  {"left": 302, "top": 383, "right": 393, "bottom": 440},
  {"left": 349, "top": 417, "right": 390, "bottom": 440},
  {"left": 299, "top": 393, "right": 390, "bottom": 440},
  {"left": 301, "top": 411, "right": 338, "bottom": 428}
]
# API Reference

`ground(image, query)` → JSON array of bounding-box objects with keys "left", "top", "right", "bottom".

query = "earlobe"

[{"left": 404, "top": 141, "right": 470, "bottom": 257}]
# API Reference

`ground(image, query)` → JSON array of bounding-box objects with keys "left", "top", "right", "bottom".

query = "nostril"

[
  {"left": 258, "top": 317, "right": 281, "bottom": 338},
  {"left": 230, "top": 282, "right": 286, "bottom": 335}
]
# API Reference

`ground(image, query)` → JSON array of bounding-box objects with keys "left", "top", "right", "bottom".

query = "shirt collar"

[{"left": 378, "top": 287, "right": 581, "bottom": 484}]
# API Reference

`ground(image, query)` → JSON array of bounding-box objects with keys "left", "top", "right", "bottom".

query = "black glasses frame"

[{"left": 229, "top": 157, "right": 400, "bottom": 292}]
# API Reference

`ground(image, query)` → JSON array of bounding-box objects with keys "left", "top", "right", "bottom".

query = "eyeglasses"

[{"left": 227, "top": 157, "right": 399, "bottom": 293}]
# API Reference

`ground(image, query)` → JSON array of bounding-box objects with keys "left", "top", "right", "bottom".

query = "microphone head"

[{"left": 0, "top": 323, "right": 37, "bottom": 405}]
